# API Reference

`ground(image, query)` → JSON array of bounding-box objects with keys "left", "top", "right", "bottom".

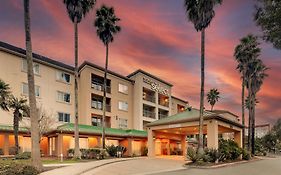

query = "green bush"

[
  {"left": 218, "top": 139, "right": 242, "bottom": 161},
  {"left": 0, "top": 163, "right": 38, "bottom": 175},
  {"left": 80, "top": 149, "right": 88, "bottom": 159},
  {"left": 0, "top": 149, "right": 3, "bottom": 155},
  {"left": 204, "top": 148, "right": 219, "bottom": 163},
  {"left": 186, "top": 147, "right": 199, "bottom": 163},
  {"left": 106, "top": 145, "right": 117, "bottom": 157},
  {"left": 141, "top": 146, "right": 148, "bottom": 156},
  {"left": 242, "top": 149, "right": 251, "bottom": 160},
  {"left": 15, "top": 152, "right": 31, "bottom": 160}
]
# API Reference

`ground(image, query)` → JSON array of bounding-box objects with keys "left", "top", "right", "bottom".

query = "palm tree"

[
  {"left": 94, "top": 5, "right": 121, "bottom": 149},
  {"left": 245, "top": 96, "right": 258, "bottom": 110},
  {"left": 245, "top": 58, "right": 268, "bottom": 154},
  {"left": 184, "top": 0, "right": 222, "bottom": 154},
  {"left": 23, "top": 0, "right": 42, "bottom": 170},
  {"left": 0, "top": 79, "right": 10, "bottom": 111},
  {"left": 234, "top": 34, "right": 261, "bottom": 149},
  {"left": 63, "top": 0, "right": 96, "bottom": 159},
  {"left": 8, "top": 96, "right": 29, "bottom": 154},
  {"left": 207, "top": 88, "right": 220, "bottom": 111}
]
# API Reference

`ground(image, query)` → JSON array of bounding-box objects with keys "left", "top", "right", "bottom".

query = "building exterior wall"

[
  {"left": 171, "top": 97, "right": 187, "bottom": 115},
  {"left": 0, "top": 50, "right": 74, "bottom": 127}
]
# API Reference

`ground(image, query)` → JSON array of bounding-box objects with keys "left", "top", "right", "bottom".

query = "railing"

[
  {"left": 91, "top": 82, "right": 111, "bottom": 93},
  {"left": 143, "top": 94, "right": 156, "bottom": 103},
  {"left": 143, "top": 110, "right": 156, "bottom": 119},
  {"left": 158, "top": 113, "right": 168, "bottom": 119},
  {"left": 91, "top": 101, "right": 111, "bottom": 112},
  {"left": 158, "top": 100, "right": 169, "bottom": 107}
]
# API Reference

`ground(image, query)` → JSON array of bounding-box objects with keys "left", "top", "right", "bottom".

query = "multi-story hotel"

[{"left": 0, "top": 41, "right": 187, "bottom": 157}]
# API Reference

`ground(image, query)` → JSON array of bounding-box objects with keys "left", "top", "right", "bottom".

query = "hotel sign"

[{"left": 143, "top": 77, "right": 169, "bottom": 95}]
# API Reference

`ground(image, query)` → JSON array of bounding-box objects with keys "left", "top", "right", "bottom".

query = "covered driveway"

[{"left": 146, "top": 108, "right": 243, "bottom": 157}]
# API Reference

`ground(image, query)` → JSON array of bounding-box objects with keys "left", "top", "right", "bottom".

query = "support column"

[
  {"left": 57, "top": 134, "right": 63, "bottom": 157},
  {"left": 181, "top": 135, "right": 187, "bottom": 157},
  {"left": 127, "top": 138, "right": 133, "bottom": 156},
  {"left": 97, "top": 136, "right": 102, "bottom": 148},
  {"left": 3, "top": 134, "right": 9, "bottom": 155},
  {"left": 207, "top": 120, "right": 219, "bottom": 149},
  {"left": 167, "top": 139, "right": 170, "bottom": 155},
  {"left": 148, "top": 128, "right": 155, "bottom": 157},
  {"left": 234, "top": 130, "right": 243, "bottom": 148}
]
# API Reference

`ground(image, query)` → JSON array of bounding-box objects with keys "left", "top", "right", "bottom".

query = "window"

[
  {"left": 118, "top": 84, "right": 128, "bottom": 94},
  {"left": 22, "top": 59, "right": 40, "bottom": 75},
  {"left": 92, "top": 116, "right": 102, "bottom": 126},
  {"left": 58, "top": 112, "right": 70, "bottom": 122},
  {"left": 56, "top": 71, "right": 71, "bottom": 83},
  {"left": 119, "top": 118, "right": 128, "bottom": 129},
  {"left": 118, "top": 101, "right": 128, "bottom": 111},
  {"left": 57, "top": 91, "right": 70, "bottom": 103},
  {"left": 22, "top": 83, "right": 40, "bottom": 97}
]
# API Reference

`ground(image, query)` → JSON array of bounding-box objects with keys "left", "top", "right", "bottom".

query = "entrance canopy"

[{"left": 146, "top": 108, "right": 243, "bottom": 157}]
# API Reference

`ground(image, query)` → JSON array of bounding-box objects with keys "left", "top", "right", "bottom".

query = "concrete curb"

[{"left": 185, "top": 158, "right": 261, "bottom": 169}]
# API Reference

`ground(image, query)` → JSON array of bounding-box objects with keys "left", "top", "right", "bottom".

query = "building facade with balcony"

[{"left": 0, "top": 41, "right": 188, "bottom": 157}]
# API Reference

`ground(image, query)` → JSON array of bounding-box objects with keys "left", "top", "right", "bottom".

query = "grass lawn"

[{"left": 42, "top": 158, "right": 91, "bottom": 164}]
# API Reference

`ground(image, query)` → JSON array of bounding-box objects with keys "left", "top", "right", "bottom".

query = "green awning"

[
  {"left": 0, "top": 124, "right": 29, "bottom": 133},
  {"left": 57, "top": 123, "right": 147, "bottom": 138}
]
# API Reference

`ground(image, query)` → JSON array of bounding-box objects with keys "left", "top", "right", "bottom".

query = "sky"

[{"left": 0, "top": 0, "right": 280, "bottom": 125}]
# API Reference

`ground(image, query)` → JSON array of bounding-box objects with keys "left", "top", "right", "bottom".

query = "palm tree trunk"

[
  {"left": 242, "top": 76, "right": 245, "bottom": 149},
  {"left": 198, "top": 29, "right": 205, "bottom": 155},
  {"left": 211, "top": 105, "right": 213, "bottom": 111},
  {"left": 251, "top": 93, "right": 256, "bottom": 155},
  {"left": 23, "top": 0, "right": 42, "bottom": 170},
  {"left": 247, "top": 79, "right": 252, "bottom": 153},
  {"left": 13, "top": 111, "right": 20, "bottom": 155},
  {"left": 73, "top": 20, "right": 81, "bottom": 159},
  {"left": 102, "top": 44, "right": 109, "bottom": 149}
]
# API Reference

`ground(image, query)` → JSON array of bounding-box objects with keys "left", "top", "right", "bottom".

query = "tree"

[
  {"left": 245, "top": 96, "right": 259, "bottom": 110},
  {"left": 63, "top": 0, "right": 96, "bottom": 159},
  {"left": 207, "top": 88, "right": 220, "bottom": 111},
  {"left": 23, "top": 0, "right": 42, "bottom": 170},
  {"left": 234, "top": 34, "right": 261, "bottom": 150},
  {"left": 8, "top": 96, "right": 29, "bottom": 154},
  {"left": 184, "top": 0, "right": 222, "bottom": 154},
  {"left": 246, "top": 58, "right": 268, "bottom": 154},
  {"left": 0, "top": 79, "right": 10, "bottom": 111},
  {"left": 255, "top": 0, "right": 281, "bottom": 49},
  {"left": 94, "top": 5, "right": 121, "bottom": 148}
]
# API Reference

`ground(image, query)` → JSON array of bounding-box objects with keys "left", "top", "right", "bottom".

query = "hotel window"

[
  {"left": 58, "top": 112, "right": 70, "bottom": 122},
  {"left": 118, "top": 101, "right": 128, "bottom": 111},
  {"left": 22, "top": 83, "right": 40, "bottom": 97},
  {"left": 118, "top": 118, "right": 128, "bottom": 129},
  {"left": 92, "top": 116, "right": 102, "bottom": 127},
  {"left": 57, "top": 91, "right": 70, "bottom": 103},
  {"left": 118, "top": 84, "right": 128, "bottom": 94},
  {"left": 56, "top": 71, "right": 71, "bottom": 83},
  {"left": 22, "top": 59, "right": 40, "bottom": 75}
]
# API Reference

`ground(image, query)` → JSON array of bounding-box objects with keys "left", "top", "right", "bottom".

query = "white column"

[
  {"left": 207, "top": 120, "right": 219, "bottom": 149},
  {"left": 147, "top": 128, "right": 155, "bottom": 157}
]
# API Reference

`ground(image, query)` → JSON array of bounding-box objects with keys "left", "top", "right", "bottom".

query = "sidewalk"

[{"left": 40, "top": 157, "right": 142, "bottom": 175}]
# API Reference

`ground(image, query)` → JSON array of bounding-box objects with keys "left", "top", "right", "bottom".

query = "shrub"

[
  {"left": 204, "top": 148, "right": 219, "bottom": 163},
  {"left": 242, "top": 149, "right": 251, "bottom": 160},
  {"left": 0, "top": 163, "right": 38, "bottom": 175},
  {"left": 0, "top": 149, "right": 3, "bottom": 155},
  {"left": 106, "top": 145, "right": 117, "bottom": 157},
  {"left": 15, "top": 152, "right": 31, "bottom": 160},
  {"left": 141, "top": 146, "right": 148, "bottom": 156},
  {"left": 218, "top": 139, "right": 242, "bottom": 161},
  {"left": 8, "top": 147, "right": 16, "bottom": 155},
  {"left": 186, "top": 147, "right": 199, "bottom": 163},
  {"left": 80, "top": 149, "right": 88, "bottom": 159},
  {"left": 67, "top": 149, "right": 74, "bottom": 158}
]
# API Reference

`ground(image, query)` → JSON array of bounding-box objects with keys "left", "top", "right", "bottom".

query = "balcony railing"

[
  {"left": 158, "top": 113, "right": 168, "bottom": 119},
  {"left": 143, "top": 94, "right": 156, "bottom": 103},
  {"left": 91, "top": 82, "right": 111, "bottom": 93},
  {"left": 143, "top": 110, "right": 156, "bottom": 119},
  {"left": 91, "top": 102, "right": 111, "bottom": 112}
]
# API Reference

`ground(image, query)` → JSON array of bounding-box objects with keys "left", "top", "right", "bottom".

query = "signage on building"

[{"left": 143, "top": 77, "right": 169, "bottom": 95}]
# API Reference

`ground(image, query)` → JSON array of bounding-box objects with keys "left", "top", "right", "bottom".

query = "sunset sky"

[{"left": 0, "top": 0, "right": 280, "bottom": 125}]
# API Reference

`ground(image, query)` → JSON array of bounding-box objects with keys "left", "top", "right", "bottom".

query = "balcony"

[
  {"left": 177, "top": 104, "right": 185, "bottom": 113},
  {"left": 143, "top": 104, "right": 156, "bottom": 119},
  {"left": 143, "top": 88, "right": 156, "bottom": 103},
  {"left": 91, "top": 94, "right": 111, "bottom": 112},
  {"left": 158, "top": 94, "right": 169, "bottom": 107},
  {"left": 158, "top": 109, "right": 169, "bottom": 119},
  {"left": 91, "top": 114, "right": 111, "bottom": 128},
  {"left": 91, "top": 74, "right": 111, "bottom": 93}
]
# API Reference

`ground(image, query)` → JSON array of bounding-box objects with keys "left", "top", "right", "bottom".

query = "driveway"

[
  {"left": 81, "top": 157, "right": 185, "bottom": 175},
  {"left": 150, "top": 157, "right": 281, "bottom": 175}
]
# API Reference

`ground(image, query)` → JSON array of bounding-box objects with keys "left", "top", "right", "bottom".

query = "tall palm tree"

[
  {"left": 234, "top": 34, "right": 261, "bottom": 149},
  {"left": 94, "top": 5, "right": 121, "bottom": 149},
  {"left": 8, "top": 96, "right": 29, "bottom": 154},
  {"left": 23, "top": 0, "right": 42, "bottom": 170},
  {"left": 207, "top": 88, "right": 220, "bottom": 111},
  {"left": 245, "top": 96, "right": 258, "bottom": 110},
  {"left": 63, "top": 0, "right": 96, "bottom": 159},
  {"left": 0, "top": 79, "right": 10, "bottom": 111},
  {"left": 184, "top": 0, "right": 222, "bottom": 154},
  {"left": 245, "top": 58, "right": 268, "bottom": 154}
]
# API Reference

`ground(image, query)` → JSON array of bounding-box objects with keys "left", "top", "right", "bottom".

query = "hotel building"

[{"left": 0, "top": 41, "right": 187, "bottom": 157}]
